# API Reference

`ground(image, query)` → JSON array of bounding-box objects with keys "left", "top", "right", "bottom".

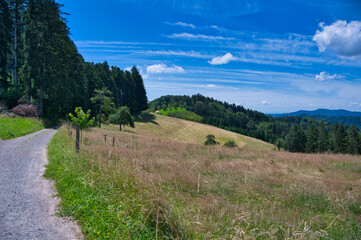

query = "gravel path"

[{"left": 0, "top": 129, "right": 82, "bottom": 240}]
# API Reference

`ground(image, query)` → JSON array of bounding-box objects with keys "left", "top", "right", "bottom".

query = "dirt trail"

[{"left": 0, "top": 129, "right": 82, "bottom": 240}]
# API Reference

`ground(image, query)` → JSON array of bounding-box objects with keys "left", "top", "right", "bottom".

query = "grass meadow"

[{"left": 46, "top": 115, "right": 360, "bottom": 239}]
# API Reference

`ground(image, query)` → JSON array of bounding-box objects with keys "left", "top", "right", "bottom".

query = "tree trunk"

[
  {"left": 99, "top": 104, "right": 102, "bottom": 128},
  {"left": 119, "top": 123, "right": 122, "bottom": 131},
  {"left": 39, "top": 85, "right": 44, "bottom": 116},
  {"left": 27, "top": 79, "right": 31, "bottom": 104}
]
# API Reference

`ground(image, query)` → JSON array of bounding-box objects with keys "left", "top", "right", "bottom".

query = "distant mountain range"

[
  {"left": 270, "top": 109, "right": 361, "bottom": 128},
  {"left": 270, "top": 109, "right": 361, "bottom": 117}
]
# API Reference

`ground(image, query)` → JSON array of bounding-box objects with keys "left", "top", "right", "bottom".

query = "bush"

[
  {"left": 11, "top": 104, "right": 40, "bottom": 118},
  {"left": 205, "top": 134, "right": 219, "bottom": 145},
  {"left": 108, "top": 112, "right": 119, "bottom": 124},
  {"left": 224, "top": 140, "right": 238, "bottom": 147},
  {"left": 0, "top": 101, "right": 8, "bottom": 113}
]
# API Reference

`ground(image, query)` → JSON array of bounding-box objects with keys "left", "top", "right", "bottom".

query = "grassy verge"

[
  {"left": 46, "top": 125, "right": 361, "bottom": 239},
  {"left": 0, "top": 116, "right": 44, "bottom": 140},
  {"left": 45, "top": 127, "right": 188, "bottom": 239}
]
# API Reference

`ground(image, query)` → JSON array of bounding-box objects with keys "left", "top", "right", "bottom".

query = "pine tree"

[{"left": 346, "top": 125, "right": 359, "bottom": 154}]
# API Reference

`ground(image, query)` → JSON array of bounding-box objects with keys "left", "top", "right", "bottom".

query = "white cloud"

[
  {"left": 313, "top": 20, "right": 361, "bottom": 56},
  {"left": 165, "top": 21, "right": 196, "bottom": 29},
  {"left": 315, "top": 71, "right": 344, "bottom": 81},
  {"left": 146, "top": 64, "right": 185, "bottom": 74},
  {"left": 125, "top": 67, "right": 132, "bottom": 71},
  {"left": 208, "top": 53, "right": 237, "bottom": 65},
  {"left": 262, "top": 100, "right": 271, "bottom": 105},
  {"left": 167, "top": 33, "right": 235, "bottom": 41}
]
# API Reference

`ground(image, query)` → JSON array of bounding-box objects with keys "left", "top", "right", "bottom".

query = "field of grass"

[
  {"left": 156, "top": 107, "right": 203, "bottom": 123},
  {"left": 47, "top": 116, "right": 361, "bottom": 239},
  {"left": 104, "top": 113, "right": 275, "bottom": 150},
  {"left": 0, "top": 116, "right": 44, "bottom": 140}
]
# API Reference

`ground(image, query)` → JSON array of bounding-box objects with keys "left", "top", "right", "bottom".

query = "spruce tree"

[
  {"left": 285, "top": 124, "right": 306, "bottom": 152},
  {"left": 131, "top": 66, "right": 148, "bottom": 113},
  {"left": 346, "top": 125, "right": 359, "bottom": 154},
  {"left": 306, "top": 124, "right": 319, "bottom": 153},
  {"left": 318, "top": 122, "right": 329, "bottom": 153},
  {"left": 0, "top": 0, "right": 12, "bottom": 90},
  {"left": 330, "top": 124, "right": 347, "bottom": 153}
]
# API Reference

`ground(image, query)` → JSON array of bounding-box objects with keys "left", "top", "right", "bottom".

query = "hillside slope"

[{"left": 104, "top": 113, "right": 275, "bottom": 150}]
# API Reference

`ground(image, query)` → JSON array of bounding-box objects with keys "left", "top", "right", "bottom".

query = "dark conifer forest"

[{"left": 0, "top": 0, "right": 148, "bottom": 124}]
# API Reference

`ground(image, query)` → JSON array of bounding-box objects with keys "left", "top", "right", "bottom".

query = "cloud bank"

[{"left": 313, "top": 20, "right": 361, "bottom": 56}]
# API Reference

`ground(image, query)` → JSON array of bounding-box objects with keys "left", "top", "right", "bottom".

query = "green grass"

[
  {"left": 0, "top": 117, "right": 44, "bottom": 140},
  {"left": 157, "top": 107, "right": 186, "bottom": 115},
  {"left": 45, "top": 128, "right": 187, "bottom": 239}
]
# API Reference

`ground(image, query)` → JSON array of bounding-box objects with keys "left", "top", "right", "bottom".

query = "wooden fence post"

[
  {"left": 113, "top": 137, "right": 115, "bottom": 146},
  {"left": 76, "top": 124, "right": 80, "bottom": 153},
  {"left": 104, "top": 135, "right": 107, "bottom": 142}
]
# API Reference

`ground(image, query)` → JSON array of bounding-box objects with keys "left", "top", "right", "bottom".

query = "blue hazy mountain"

[{"left": 270, "top": 109, "right": 361, "bottom": 128}]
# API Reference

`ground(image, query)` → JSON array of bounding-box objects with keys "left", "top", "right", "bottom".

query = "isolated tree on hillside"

[
  {"left": 117, "top": 106, "right": 134, "bottom": 131},
  {"left": 91, "top": 87, "right": 114, "bottom": 128},
  {"left": 205, "top": 134, "right": 219, "bottom": 145}
]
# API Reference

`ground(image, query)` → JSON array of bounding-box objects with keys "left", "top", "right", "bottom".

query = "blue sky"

[{"left": 58, "top": 0, "right": 361, "bottom": 113}]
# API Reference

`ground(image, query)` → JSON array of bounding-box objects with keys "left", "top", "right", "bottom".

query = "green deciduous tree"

[
  {"left": 108, "top": 106, "right": 134, "bottom": 131},
  {"left": 275, "top": 138, "right": 285, "bottom": 151},
  {"left": 69, "top": 106, "right": 94, "bottom": 129},
  {"left": 91, "top": 87, "right": 114, "bottom": 128},
  {"left": 204, "top": 134, "right": 219, "bottom": 145}
]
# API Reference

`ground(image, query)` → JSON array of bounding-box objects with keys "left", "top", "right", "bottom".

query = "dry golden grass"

[
  {"left": 71, "top": 119, "right": 361, "bottom": 239},
  {"left": 103, "top": 113, "right": 275, "bottom": 150}
]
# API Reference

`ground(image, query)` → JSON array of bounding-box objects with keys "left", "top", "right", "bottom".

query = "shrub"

[
  {"left": 224, "top": 140, "right": 238, "bottom": 147},
  {"left": 11, "top": 104, "right": 40, "bottom": 118},
  {"left": 204, "top": 134, "right": 219, "bottom": 145},
  {"left": 0, "top": 101, "right": 8, "bottom": 113}
]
